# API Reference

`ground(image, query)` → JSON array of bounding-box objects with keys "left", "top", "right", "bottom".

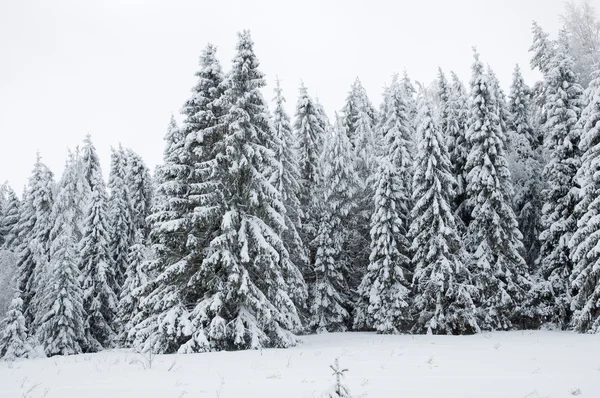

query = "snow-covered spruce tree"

[
  {"left": 341, "top": 77, "right": 377, "bottom": 148},
  {"left": 310, "top": 116, "right": 360, "bottom": 333},
  {"left": 401, "top": 70, "right": 418, "bottom": 124},
  {"left": 324, "top": 359, "right": 352, "bottom": 398},
  {"left": 179, "top": 30, "right": 306, "bottom": 352},
  {"left": 352, "top": 73, "right": 414, "bottom": 333},
  {"left": 131, "top": 44, "right": 226, "bottom": 354},
  {"left": 436, "top": 68, "right": 451, "bottom": 138},
  {"left": 79, "top": 138, "right": 117, "bottom": 351},
  {"left": 529, "top": 21, "right": 558, "bottom": 140},
  {"left": 39, "top": 155, "right": 88, "bottom": 355},
  {"left": 57, "top": 149, "right": 89, "bottom": 243},
  {"left": 380, "top": 74, "right": 413, "bottom": 205},
  {"left": 272, "top": 79, "right": 308, "bottom": 285},
  {"left": 536, "top": 37, "right": 584, "bottom": 329},
  {"left": 569, "top": 70, "right": 600, "bottom": 333},
  {"left": 107, "top": 146, "right": 134, "bottom": 291},
  {"left": 506, "top": 65, "right": 543, "bottom": 270},
  {"left": 447, "top": 72, "right": 470, "bottom": 222},
  {"left": 39, "top": 221, "right": 85, "bottom": 356},
  {"left": 124, "top": 148, "right": 153, "bottom": 240},
  {"left": 0, "top": 183, "right": 7, "bottom": 247},
  {"left": 117, "top": 230, "right": 150, "bottom": 346},
  {"left": 487, "top": 67, "right": 511, "bottom": 144},
  {"left": 353, "top": 160, "right": 411, "bottom": 334},
  {"left": 314, "top": 98, "right": 331, "bottom": 139},
  {"left": 81, "top": 134, "right": 102, "bottom": 195},
  {"left": 15, "top": 154, "right": 55, "bottom": 329},
  {"left": 0, "top": 295, "right": 34, "bottom": 361},
  {"left": 294, "top": 82, "right": 326, "bottom": 257},
  {"left": 465, "top": 51, "right": 531, "bottom": 330},
  {"left": 530, "top": 21, "right": 557, "bottom": 77},
  {"left": 0, "top": 186, "right": 20, "bottom": 250},
  {"left": 409, "top": 94, "right": 478, "bottom": 335}
]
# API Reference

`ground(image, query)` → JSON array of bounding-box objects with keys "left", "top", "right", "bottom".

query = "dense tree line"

[{"left": 1, "top": 1, "right": 600, "bottom": 360}]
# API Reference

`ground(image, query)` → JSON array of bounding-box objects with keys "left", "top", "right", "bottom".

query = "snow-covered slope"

[{"left": 0, "top": 331, "right": 598, "bottom": 398}]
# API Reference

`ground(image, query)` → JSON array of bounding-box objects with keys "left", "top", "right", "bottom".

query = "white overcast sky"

[{"left": 0, "top": 0, "right": 589, "bottom": 191}]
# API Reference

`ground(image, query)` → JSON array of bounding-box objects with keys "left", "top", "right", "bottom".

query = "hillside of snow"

[{"left": 1, "top": 331, "right": 598, "bottom": 398}]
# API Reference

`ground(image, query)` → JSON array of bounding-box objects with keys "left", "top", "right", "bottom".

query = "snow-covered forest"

[{"left": 1, "top": 0, "right": 600, "bottom": 368}]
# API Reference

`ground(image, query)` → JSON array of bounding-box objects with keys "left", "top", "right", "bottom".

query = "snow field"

[{"left": 1, "top": 331, "right": 598, "bottom": 398}]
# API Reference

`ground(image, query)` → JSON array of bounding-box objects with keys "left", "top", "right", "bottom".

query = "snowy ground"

[{"left": 0, "top": 331, "right": 598, "bottom": 398}]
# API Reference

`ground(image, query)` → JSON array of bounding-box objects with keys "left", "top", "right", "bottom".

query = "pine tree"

[
  {"left": 353, "top": 160, "right": 411, "bottom": 334},
  {"left": 447, "top": 72, "right": 470, "bottom": 222},
  {"left": 537, "top": 37, "right": 584, "bottom": 329},
  {"left": 124, "top": 148, "right": 153, "bottom": 240},
  {"left": 569, "top": 70, "right": 600, "bottom": 333},
  {"left": 410, "top": 94, "right": 478, "bottom": 335},
  {"left": 39, "top": 222, "right": 85, "bottom": 356},
  {"left": 15, "top": 154, "right": 55, "bottom": 329},
  {"left": 506, "top": 65, "right": 543, "bottom": 269},
  {"left": 465, "top": 51, "right": 531, "bottom": 330},
  {"left": 79, "top": 138, "right": 117, "bottom": 351},
  {"left": 0, "top": 295, "right": 33, "bottom": 361},
  {"left": 107, "top": 146, "right": 134, "bottom": 290},
  {"left": 310, "top": 116, "right": 360, "bottom": 333},
  {"left": 272, "top": 79, "right": 308, "bottom": 287}
]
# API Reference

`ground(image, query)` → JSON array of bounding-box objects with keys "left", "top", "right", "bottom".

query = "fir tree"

[
  {"left": 310, "top": 117, "right": 360, "bottom": 333},
  {"left": 0, "top": 295, "right": 33, "bottom": 361},
  {"left": 569, "top": 70, "right": 600, "bottom": 333},
  {"left": 79, "top": 138, "right": 117, "bottom": 351},
  {"left": 537, "top": 37, "right": 584, "bottom": 328},
  {"left": 465, "top": 51, "right": 531, "bottom": 330},
  {"left": 410, "top": 95, "right": 478, "bottom": 335},
  {"left": 353, "top": 160, "right": 411, "bottom": 334}
]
